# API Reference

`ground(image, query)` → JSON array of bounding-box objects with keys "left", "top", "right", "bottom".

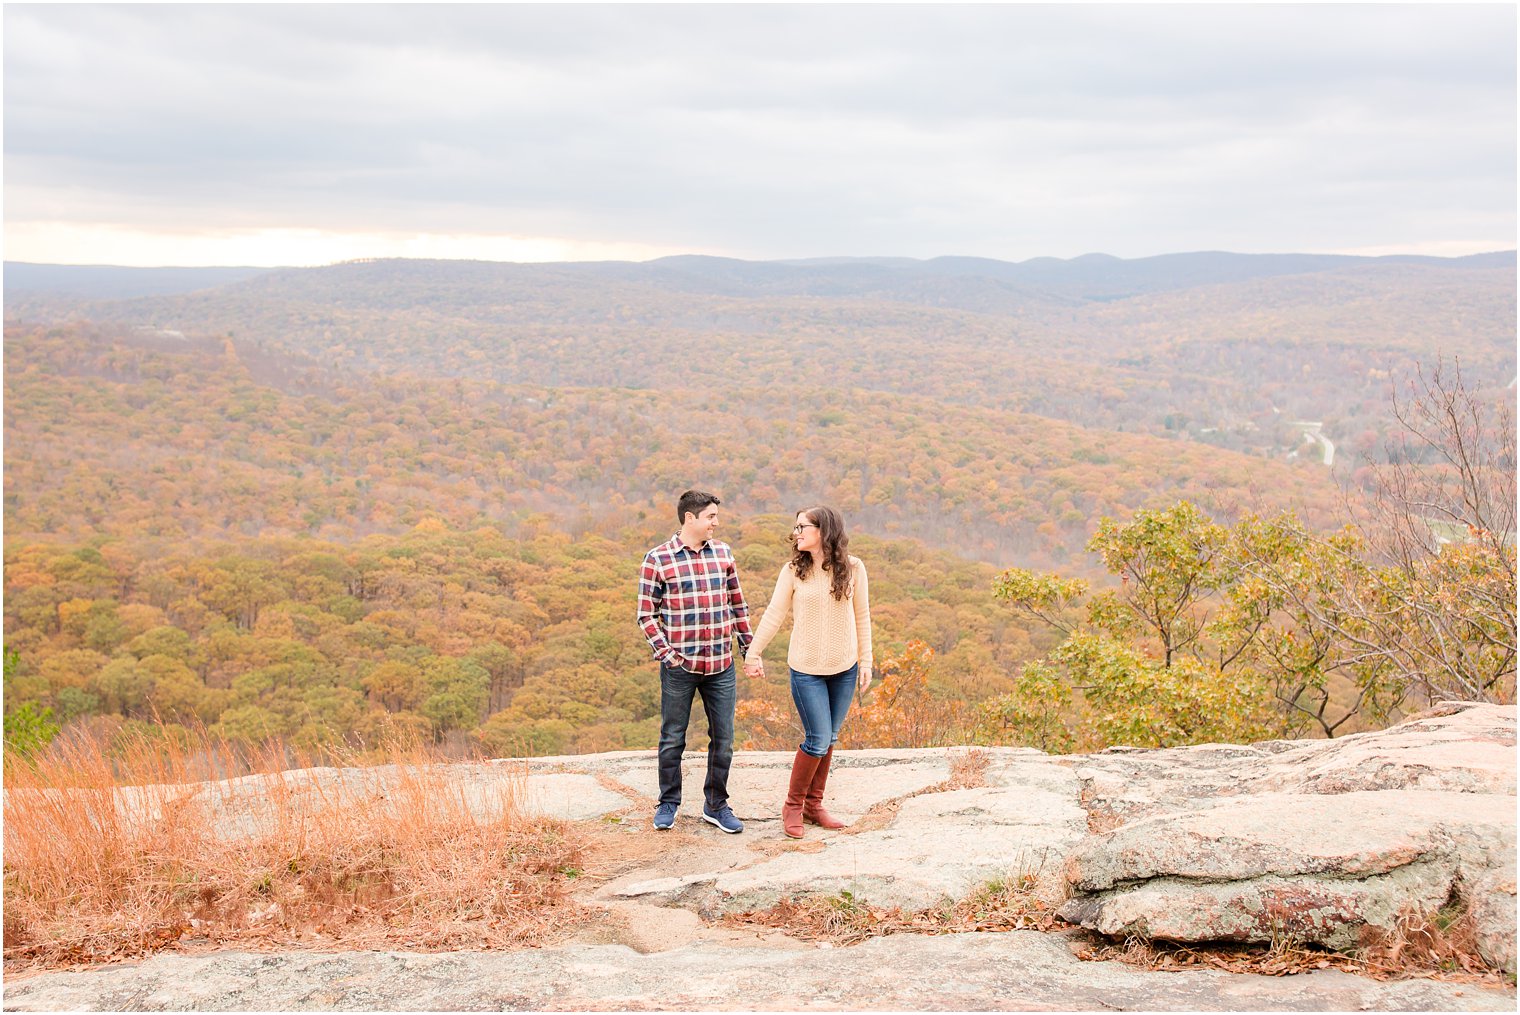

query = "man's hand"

[
  {"left": 743, "top": 660, "right": 764, "bottom": 679},
  {"left": 857, "top": 668, "right": 873, "bottom": 693}
]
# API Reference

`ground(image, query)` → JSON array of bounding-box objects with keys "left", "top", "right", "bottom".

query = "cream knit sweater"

[{"left": 745, "top": 555, "right": 872, "bottom": 676}]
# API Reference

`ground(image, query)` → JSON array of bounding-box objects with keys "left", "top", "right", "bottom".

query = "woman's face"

[{"left": 793, "top": 512, "right": 821, "bottom": 553}]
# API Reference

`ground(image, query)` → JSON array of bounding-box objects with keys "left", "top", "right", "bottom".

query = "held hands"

[{"left": 743, "top": 659, "right": 765, "bottom": 679}]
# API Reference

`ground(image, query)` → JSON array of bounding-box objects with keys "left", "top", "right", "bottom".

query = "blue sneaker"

[
  {"left": 702, "top": 804, "right": 743, "bottom": 834},
  {"left": 653, "top": 802, "right": 677, "bottom": 830}
]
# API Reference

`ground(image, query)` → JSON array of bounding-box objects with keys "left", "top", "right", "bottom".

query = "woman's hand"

[
  {"left": 743, "top": 660, "right": 765, "bottom": 679},
  {"left": 857, "top": 667, "right": 872, "bottom": 693}
]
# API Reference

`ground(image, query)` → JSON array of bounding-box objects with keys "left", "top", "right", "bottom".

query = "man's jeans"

[
  {"left": 657, "top": 661, "right": 736, "bottom": 810},
  {"left": 790, "top": 664, "right": 858, "bottom": 757}
]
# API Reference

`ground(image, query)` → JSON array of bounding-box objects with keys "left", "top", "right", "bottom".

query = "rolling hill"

[{"left": 3, "top": 250, "right": 1512, "bottom": 755}]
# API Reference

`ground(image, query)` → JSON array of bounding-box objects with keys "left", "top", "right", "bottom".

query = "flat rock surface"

[
  {"left": 4, "top": 704, "right": 1515, "bottom": 1011},
  {"left": 1067, "top": 790, "right": 1510, "bottom": 888},
  {"left": 3, "top": 936, "right": 1512, "bottom": 1012},
  {"left": 1058, "top": 706, "right": 1518, "bottom": 968},
  {"left": 608, "top": 748, "right": 1087, "bottom": 913}
]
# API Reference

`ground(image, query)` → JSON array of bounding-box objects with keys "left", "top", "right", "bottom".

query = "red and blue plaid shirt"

[{"left": 636, "top": 534, "right": 753, "bottom": 674}]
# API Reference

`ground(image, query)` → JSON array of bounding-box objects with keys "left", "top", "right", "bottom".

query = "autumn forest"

[{"left": 4, "top": 252, "right": 1515, "bottom": 757}]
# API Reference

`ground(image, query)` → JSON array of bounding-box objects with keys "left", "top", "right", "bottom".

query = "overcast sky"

[{"left": 4, "top": 4, "right": 1515, "bottom": 267}]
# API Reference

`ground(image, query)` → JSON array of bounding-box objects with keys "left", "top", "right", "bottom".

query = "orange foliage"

[
  {"left": 734, "top": 697, "right": 799, "bottom": 751},
  {"left": 845, "top": 640, "right": 968, "bottom": 749},
  {"left": 4, "top": 323, "right": 1354, "bottom": 576}
]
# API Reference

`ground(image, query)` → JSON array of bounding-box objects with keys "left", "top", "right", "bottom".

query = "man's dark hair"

[{"left": 677, "top": 489, "right": 721, "bottom": 525}]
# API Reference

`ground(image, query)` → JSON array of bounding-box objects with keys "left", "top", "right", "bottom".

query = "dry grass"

[
  {"left": 723, "top": 868, "right": 1057, "bottom": 945},
  {"left": 1075, "top": 934, "right": 1355, "bottom": 977},
  {"left": 1356, "top": 900, "right": 1511, "bottom": 981},
  {"left": 3, "top": 729, "right": 588, "bottom": 970},
  {"left": 727, "top": 860, "right": 1511, "bottom": 989},
  {"left": 726, "top": 891, "right": 888, "bottom": 945},
  {"left": 944, "top": 747, "right": 992, "bottom": 790},
  {"left": 1074, "top": 901, "right": 1513, "bottom": 985}
]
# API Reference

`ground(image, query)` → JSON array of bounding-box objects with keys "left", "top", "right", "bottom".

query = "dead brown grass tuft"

[
  {"left": 839, "top": 798, "right": 902, "bottom": 835},
  {"left": 729, "top": 892, "right": 888, "bottom": 945},
  {"left": 723, "top": 869, "right": 1057, "bottom": 945},
  {"left": 3, "top": 729, "right": 588, "bottom": 969},
  {"left": 1074, "top": 900, "right": 1512, "bottom": 985},
  {"left": 1356, "top": 899, "right": 1508, "bottom": 980},
  {"left": 1075, "top": 934, "right": 1350, "bottom": 978},
  {"left": 944, "top": 748, "right": 992, "bottom": 790}
]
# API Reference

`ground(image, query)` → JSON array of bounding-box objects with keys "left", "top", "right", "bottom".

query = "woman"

[{"left": 743, "top": 506, "right": 872, "bottom": 838}]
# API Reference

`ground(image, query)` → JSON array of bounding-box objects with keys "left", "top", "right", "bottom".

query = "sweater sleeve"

[
  {"left": 727, "top": 552, "right": 754, "bottom": 655},
  {"left": 744, "top": 565, "right": 794, "bottom": 664},
  {"left": 852, "top": 558, "right": 873, "bottom": 672}
]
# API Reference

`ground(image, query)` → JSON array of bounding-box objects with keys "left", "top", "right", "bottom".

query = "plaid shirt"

[{"left": 636, "top": 534, "right": 753, "bottom": 674}]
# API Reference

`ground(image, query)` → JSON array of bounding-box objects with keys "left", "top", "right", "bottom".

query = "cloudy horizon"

[{"left": 4, "top": 4, "right": 1515, "bottom": 268}]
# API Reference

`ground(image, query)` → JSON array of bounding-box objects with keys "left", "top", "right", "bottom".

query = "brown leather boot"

[
  {"left": 783, "top": 749, "right": 821, "bottom": 838},
  {"left": 803, "top": 747, "right": 846, "bottom": 829}
]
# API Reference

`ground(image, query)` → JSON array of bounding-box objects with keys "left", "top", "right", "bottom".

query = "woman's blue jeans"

[{"left": 790, "top": 663, "right": 857, "bottom": 758}]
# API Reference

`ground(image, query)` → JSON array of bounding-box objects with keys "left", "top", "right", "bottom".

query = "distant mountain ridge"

[
  {"left": 3, "top": 262, "right": 274, "bottom": 299},
  {"left": 6, "top": 249, "right": 1512, "bottom": 304},
  {"left": 5, "top": 248, "right": 1512, "bottom": 468}
]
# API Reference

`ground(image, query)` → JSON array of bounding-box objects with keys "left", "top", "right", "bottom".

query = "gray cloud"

[{"left": 4, "top": 4, "right": 1514, "bottom": 262}]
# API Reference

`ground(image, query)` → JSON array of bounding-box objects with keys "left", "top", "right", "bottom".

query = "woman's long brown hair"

[{"left": 790, "top": 505, "right": 853, "bottom": 601}]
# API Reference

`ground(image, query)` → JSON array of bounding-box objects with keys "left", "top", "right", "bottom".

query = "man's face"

[{"left": 688, "top": 504, "right": 720, "bottom": 542}]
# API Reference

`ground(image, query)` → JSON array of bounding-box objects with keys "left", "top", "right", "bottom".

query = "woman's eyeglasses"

[{"left": 792, "top": 523, "right": 818, "bottom": 533}]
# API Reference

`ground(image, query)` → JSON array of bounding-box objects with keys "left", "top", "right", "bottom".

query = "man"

[{"left": 636, "top": 489, "right": 753, "bottom": 833}]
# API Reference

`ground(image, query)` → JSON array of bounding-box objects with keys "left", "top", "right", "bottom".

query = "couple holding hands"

[{"left": 635, "top": 489, "right": 872, "bottom": 838}]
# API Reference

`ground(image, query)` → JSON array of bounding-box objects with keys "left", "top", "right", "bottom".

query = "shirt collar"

[{"left": 671, "top": 532, "right": 710, "bottom": 555}]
